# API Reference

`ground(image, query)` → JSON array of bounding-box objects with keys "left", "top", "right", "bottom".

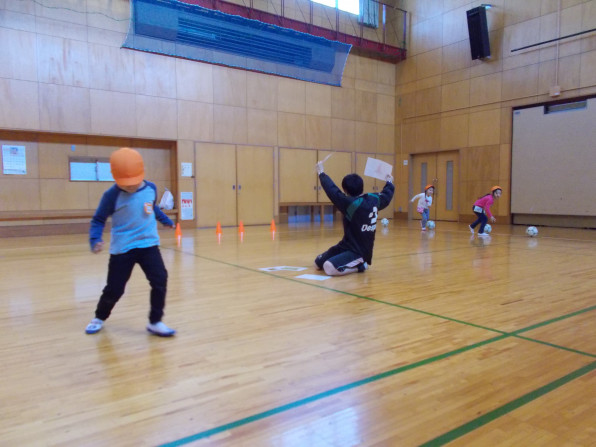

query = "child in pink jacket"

[{"left": 469, "top": 186, "right": 502, "bottom": 237}]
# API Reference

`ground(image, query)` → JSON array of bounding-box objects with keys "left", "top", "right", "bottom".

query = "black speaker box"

[{"left": 466, "top": 6, "right": 490, "bottom": 60}]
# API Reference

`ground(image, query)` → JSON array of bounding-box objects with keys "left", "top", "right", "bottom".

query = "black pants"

[
  {"left": 95, "top": 246, "right": 168, "bottom": 324},
  {"left": 470, "top": 211, "right": 488, "bottom": 233},
  {"left": 315, "top": 244, "right": 364, "bottom": 272}
]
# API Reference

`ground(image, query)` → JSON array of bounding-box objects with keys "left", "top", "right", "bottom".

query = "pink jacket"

[{"left": 474, "top": 195, "right": 495, "bottom": 218}]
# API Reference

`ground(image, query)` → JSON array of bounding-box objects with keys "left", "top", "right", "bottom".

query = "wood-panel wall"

[
  {"left": 0, "top": 131, "right": 174, "bottom": 228},
  {"left": 0, "top": 0, "right": 397, "bottom": 234},
  {"left": 395, "top": 0, "right": 596, "bottom": 222},
  {"left": 2, "top": 1, "right": 595, "bottom": 234}
]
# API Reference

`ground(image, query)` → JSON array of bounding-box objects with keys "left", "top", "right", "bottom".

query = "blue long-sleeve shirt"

[{"left": 89, "top": 181, "right": 173, "bottom": 254}]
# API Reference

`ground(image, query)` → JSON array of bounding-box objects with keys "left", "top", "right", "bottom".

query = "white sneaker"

[
  {"left": 469, "top": 225, "right": 475, "bottom": 234},
  {"left": 85, "top": 318, "right": 104, "bottom": 334},
  {"left": 478, "top": 232, "right": 490, "bottom": 237},
  {"left": 147, "top": 321, "right": 176, "bottom": 337}
]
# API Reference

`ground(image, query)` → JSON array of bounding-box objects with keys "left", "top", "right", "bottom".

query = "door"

[
  {"left": 411, "top": 151, "right": 459, "bottom": 222},
  {"left": 279, "top": 148, "right": 317, "bottom": 203},
  {"left": 196, "top": 143, "right": 274, "bottom": 227},
  {"left": 237, "top": 146, "right": 274, "bottom": 225},
  {"left": 196, "top": 142, "right": 237, "bottom": 227}
]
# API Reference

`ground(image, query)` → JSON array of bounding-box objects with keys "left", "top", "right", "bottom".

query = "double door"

[
  {"left": 279, "top": 148, "right": 352, "bottom": 203},
  {"left": 196, "top": 143, "right": 274, "bottom": 227},
  {"left": 411, "top": 151, "right": 459, "bottom": 222}
]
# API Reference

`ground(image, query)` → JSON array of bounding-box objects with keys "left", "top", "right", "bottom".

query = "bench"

[{"left": 279, "top": 202, "right": 337, "bottom": 224}]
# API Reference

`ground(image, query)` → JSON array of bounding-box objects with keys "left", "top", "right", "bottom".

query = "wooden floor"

[{"left": 0, "top": 220, "right": 594, "bottom": 446}]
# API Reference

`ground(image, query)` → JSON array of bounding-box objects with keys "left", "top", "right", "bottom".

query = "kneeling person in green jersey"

[{"left": 314, "top": 162, "right": 394, "bottom": 276}]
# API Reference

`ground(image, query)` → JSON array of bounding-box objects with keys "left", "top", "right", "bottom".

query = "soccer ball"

[
  {"left": 484, "top": 224, "right": 492, "bottom": 234},
  {"left": 381, "top": 218, "right": 389, "bottom": 227},
  {"left": 526, "top": 226, "right": 538, "bottom": 237},
  {"left": 427, "top": 220, "right": 435, "bottom": 230}
]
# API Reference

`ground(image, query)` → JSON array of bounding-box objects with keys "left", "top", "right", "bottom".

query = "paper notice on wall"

[
  {"left": 181, "top": 162, "right": 192, "bottom": 177},
  {"left": 180, "top": 192, "right": 194, "bottom": 220},
  {"left": 2, "top": 145, "right": 27, "bottom": 175},
  {"left": 364, "top": 157, "right": 392, "bottom": 181}
]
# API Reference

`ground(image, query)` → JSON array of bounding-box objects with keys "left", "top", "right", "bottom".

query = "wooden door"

[
  {"left": 435, "top": 151, "right": 459, "bottom": 221},
  {"left": 411, "top": 151, "right": 459, "bottom": 222},
  {"left": 317, "top": 150, "right": 352, "bottom": 203},
  {"left": 279, "top": 148, "right": 317, "bottom": 203},
  {"left": 237, "top": 146, "right": 274, "bottom": 225},
  {"left": 195, "top": 142, "right": 237, "bottom": 227},
  {"left": 411, "top": 154, "right": 438, "bottom": 221}
]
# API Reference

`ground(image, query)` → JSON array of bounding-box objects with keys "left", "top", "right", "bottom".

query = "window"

[
  {"left": 69, "top": 157, "right": 114, "bottom": 182},
  {"left": 312, "top": 0, "right": 359, "bottom": 16}
]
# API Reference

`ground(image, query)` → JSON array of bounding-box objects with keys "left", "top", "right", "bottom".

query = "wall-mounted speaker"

[{"left": 466, "top": 6, "right": 490, "bottom": 60}]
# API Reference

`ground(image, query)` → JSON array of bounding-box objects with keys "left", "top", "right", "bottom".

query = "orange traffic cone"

[
  {"left": 216, "top": 221, "right": 222, "bottom": 244},
  {"left": 238, "top": 221, "right": 244, "bottom": 242},
  {"left": 175, "top": 223, "right": 182, "bottom": 246},
  {"left": 270, "top": 219, "right": 276, "bottom": 232}
]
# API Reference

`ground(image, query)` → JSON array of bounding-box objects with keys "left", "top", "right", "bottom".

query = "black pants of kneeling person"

[{"left": 95, "top": 246, "right": 168, "bottom": 324}]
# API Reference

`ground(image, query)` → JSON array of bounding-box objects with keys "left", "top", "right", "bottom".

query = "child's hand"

[
  {"left": 92, "top": 241, "right": 104, "bottom": 253},
  {"left": 385, "top": 174, "right": 393, "bottom": 183},
  {"left": 490, "top": 217, "right": 496, "bottom": 223}
]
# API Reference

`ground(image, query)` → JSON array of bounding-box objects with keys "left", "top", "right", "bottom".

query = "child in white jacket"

[{"left": 410, "top": 185, "right": 434, "bottom": 231}]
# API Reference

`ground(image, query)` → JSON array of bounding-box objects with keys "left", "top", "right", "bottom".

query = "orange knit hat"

[
  {"left": 491, "top": 185, "right": 502, "bottom": 193},
  {"left": 424, "top": 184, "right": 434, "bottom": 192},
  {"left": 110, "top": 147, "right": 144, "bottom": 186}
]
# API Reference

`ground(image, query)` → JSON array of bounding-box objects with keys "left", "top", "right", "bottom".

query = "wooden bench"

[
  {"left": 0, "top": 209, "right": 178, "bottom": 237},
  {"left": 279, "top": 202, "right": 337, "bottom": 224},
  {"left": 0, "top": 209, "right": 178, "bottom": 222}
]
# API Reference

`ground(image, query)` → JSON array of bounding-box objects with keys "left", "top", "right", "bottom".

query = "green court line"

[
  {"left": 160, "top": 247, "right": 596, "bottom": 446},
  {"left": 512, "top": 335, "right": 596, "bottom": 358},
  {"left": 419, "top": 360, "right": 596, "bottom": 446},
  {"left": 159, "top": 334, "right": 509, "bottom": 447}
]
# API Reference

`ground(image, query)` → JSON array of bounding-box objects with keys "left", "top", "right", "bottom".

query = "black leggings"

[
  {"left": 470, "top": 211, "right": 488, "bottom": 233},
  {"left": 95, "top": 246, "right": 168, "bottom": 324}
]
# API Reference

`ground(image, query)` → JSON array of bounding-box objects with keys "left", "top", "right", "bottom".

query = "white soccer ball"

[
  {"left": 484, "top": 224, "right": 492, "bottom": 234},
  {"left": 427, "top": 220, "right": 435, "bottom": 230},
  {"left": 526, "top": 226, "right": 538, "bottom": 237},
  {"left": 381, "top": 218, "right": 389, "bottom": 227}
]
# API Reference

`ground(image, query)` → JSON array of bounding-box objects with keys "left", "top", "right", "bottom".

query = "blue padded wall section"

[{"left": 124, "top": 0, "right": 351, "bottom": 86}]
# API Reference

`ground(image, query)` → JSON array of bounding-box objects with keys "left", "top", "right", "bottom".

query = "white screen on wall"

[{"left": 511, "top": 97, "right": 596, "bottom": 216}]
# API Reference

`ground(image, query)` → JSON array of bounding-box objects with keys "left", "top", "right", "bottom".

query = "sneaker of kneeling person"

[
  {"left": 147, "top": 321, "right": 176, "bottom": 337},
  {"left": 357, "top": 262, "right": 369, "bottom": 273}
]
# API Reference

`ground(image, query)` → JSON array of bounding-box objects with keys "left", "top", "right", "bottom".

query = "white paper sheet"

[
  {"left": 295, "top": 274, "right": 331, "bottom": 281},
  {"left": 259, "top": 266, "right": 307, "bottom": 272},
  {"left": 2, "top": 145, "right": 27, "bottom": 175},
  {"left": 364, "top": 157, "right": 392, "bottom": 181}
]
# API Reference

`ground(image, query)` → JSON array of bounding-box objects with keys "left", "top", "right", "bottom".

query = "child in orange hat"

[
  {"left": 86, "top": 147, "right": 177, "bottom": 337},
  {"left": 410, "top": 184, "right": 434, "bottom": 231},
  {"left": 469, "top": 186, "right": 502, "bottom": 237}
]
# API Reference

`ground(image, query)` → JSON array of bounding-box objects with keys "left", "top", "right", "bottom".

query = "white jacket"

[{"left": 411, "top": 193, "right": 432, "bottom": 209}]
